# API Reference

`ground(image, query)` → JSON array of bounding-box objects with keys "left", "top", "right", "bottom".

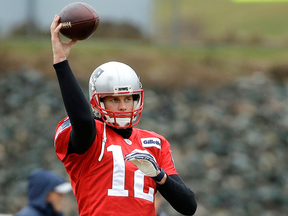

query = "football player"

[{"left": 50, "top": 15, "right": 197, "bottom": 216}]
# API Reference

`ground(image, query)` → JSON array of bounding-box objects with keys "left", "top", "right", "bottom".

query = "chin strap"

[
  {"left": 98, "top": 123, "right": 107, "bottom": 161},
  {"left": 106, "top": 116, "right": 131, "bottom": 127}
]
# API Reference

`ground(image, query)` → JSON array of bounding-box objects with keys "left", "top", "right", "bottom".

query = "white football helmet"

[{"left": 89, "top": 61, "right": 144, "bottom": 128}]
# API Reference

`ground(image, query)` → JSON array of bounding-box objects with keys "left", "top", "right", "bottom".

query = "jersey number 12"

[{"left": 107, "top": 145, "right": 154, "bottom": 202}]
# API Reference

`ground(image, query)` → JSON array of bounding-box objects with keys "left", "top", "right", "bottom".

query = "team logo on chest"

[{"left": 124, "top": 139, "right": 132, "bottom": 145}]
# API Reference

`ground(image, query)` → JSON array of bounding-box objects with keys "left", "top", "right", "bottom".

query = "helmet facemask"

[{"left": 90, "top": 89, "right": 144, "bottom": 128}]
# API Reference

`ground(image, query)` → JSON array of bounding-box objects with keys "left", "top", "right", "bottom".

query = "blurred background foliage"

[{"left": 1, "top": 0, "right": 288, "bottom": 216}]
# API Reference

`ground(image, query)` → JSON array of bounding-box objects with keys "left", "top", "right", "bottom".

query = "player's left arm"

[
  {"left": 157, "top": 174, "right": 197, "bottom": 215},
  {"left": 125, "top": 149, "right": 197, "bottom": 215}
]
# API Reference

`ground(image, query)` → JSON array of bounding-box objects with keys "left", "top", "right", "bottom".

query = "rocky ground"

[{"left": 0, "top": 67, "right": 288, "bottom": 216}]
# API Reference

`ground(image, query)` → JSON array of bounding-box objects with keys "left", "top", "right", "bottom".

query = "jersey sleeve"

[
  {"left": 54, "top": 117, "right": 72, "bottom": 161},
  {"left": 158, "top": 137, "right": 178, "bottom": 176},
  {"left": 54, "top": 60, "right": 96, "bottom": 155}
]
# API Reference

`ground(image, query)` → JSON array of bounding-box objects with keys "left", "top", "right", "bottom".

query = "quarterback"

[{"left": 51, "top": 15, "right": 197, "bottom": 216}]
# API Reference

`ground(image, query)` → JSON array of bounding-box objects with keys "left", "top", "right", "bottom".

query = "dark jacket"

[{"left": 14, "top": 169, "right": 66, "bottom": 216}]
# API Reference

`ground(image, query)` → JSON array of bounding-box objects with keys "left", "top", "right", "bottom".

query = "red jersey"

[{"left": 54, "top": 117, "right": 178, "bottom": 216}]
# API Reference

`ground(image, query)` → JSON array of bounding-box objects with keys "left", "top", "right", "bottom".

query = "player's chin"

[{"left": 113, "top": 121, "right": 130, "bottom": 127}]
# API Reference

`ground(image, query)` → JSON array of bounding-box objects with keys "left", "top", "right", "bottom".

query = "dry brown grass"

[{"left": 0, "top": 37, "right": 287, "bottom": 91}]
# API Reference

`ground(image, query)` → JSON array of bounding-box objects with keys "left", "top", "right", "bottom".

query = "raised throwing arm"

[{"left": 51, "top": 15, "right": 96, "bottom": 155}]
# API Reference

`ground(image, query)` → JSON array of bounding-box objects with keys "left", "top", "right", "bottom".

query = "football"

[{"left": 58, "top": 2, "right": 100, "bottom": 40}]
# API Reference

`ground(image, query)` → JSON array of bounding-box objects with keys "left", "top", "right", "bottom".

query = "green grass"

[
  {"left": 155, "top": 0, "right": 288, "bottom": 42},
  {"left": 1, "top": 0, "right": 288, "bottom": 90},
  {"left": 1, "top": 36, "right": 288, "bottom": 91}
]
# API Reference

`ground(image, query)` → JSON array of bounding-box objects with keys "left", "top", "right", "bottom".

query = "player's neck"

[{"left": 110, "top": 126, "right": 133, "bottom": 139}]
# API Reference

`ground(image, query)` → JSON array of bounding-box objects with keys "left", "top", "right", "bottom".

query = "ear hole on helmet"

[{"left": 133, "top": 94, "right": 139, "bottom": 101}]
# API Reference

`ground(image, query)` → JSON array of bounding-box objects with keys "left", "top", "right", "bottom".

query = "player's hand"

[
  {"left": 50, "top": 14, "right": 77, "bottom": 64},
  {"left": 125, "top": 149, "right": 163, "bottom": 179}
]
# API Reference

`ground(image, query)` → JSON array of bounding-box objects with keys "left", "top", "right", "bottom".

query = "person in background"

[{"left": 14, "top": 168, "right": 72, "bottom": 216}]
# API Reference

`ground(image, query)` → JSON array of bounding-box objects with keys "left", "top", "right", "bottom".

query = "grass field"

[
  {"left": 0, "top": 37, "right": 287, "bottom": 91},
  {"left": 155, "top": 0, "right": 288, "bottom": 43},
  {"left": 1, "top": 0, "right": 288, "bottom": 90}
]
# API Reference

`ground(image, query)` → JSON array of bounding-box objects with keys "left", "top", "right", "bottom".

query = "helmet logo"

[
  {"left": 91, "top": 68, "right": 104, "bottom": 90},
  {"left": 95, "top": 67, "right": 104, "bottom": 78}
]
